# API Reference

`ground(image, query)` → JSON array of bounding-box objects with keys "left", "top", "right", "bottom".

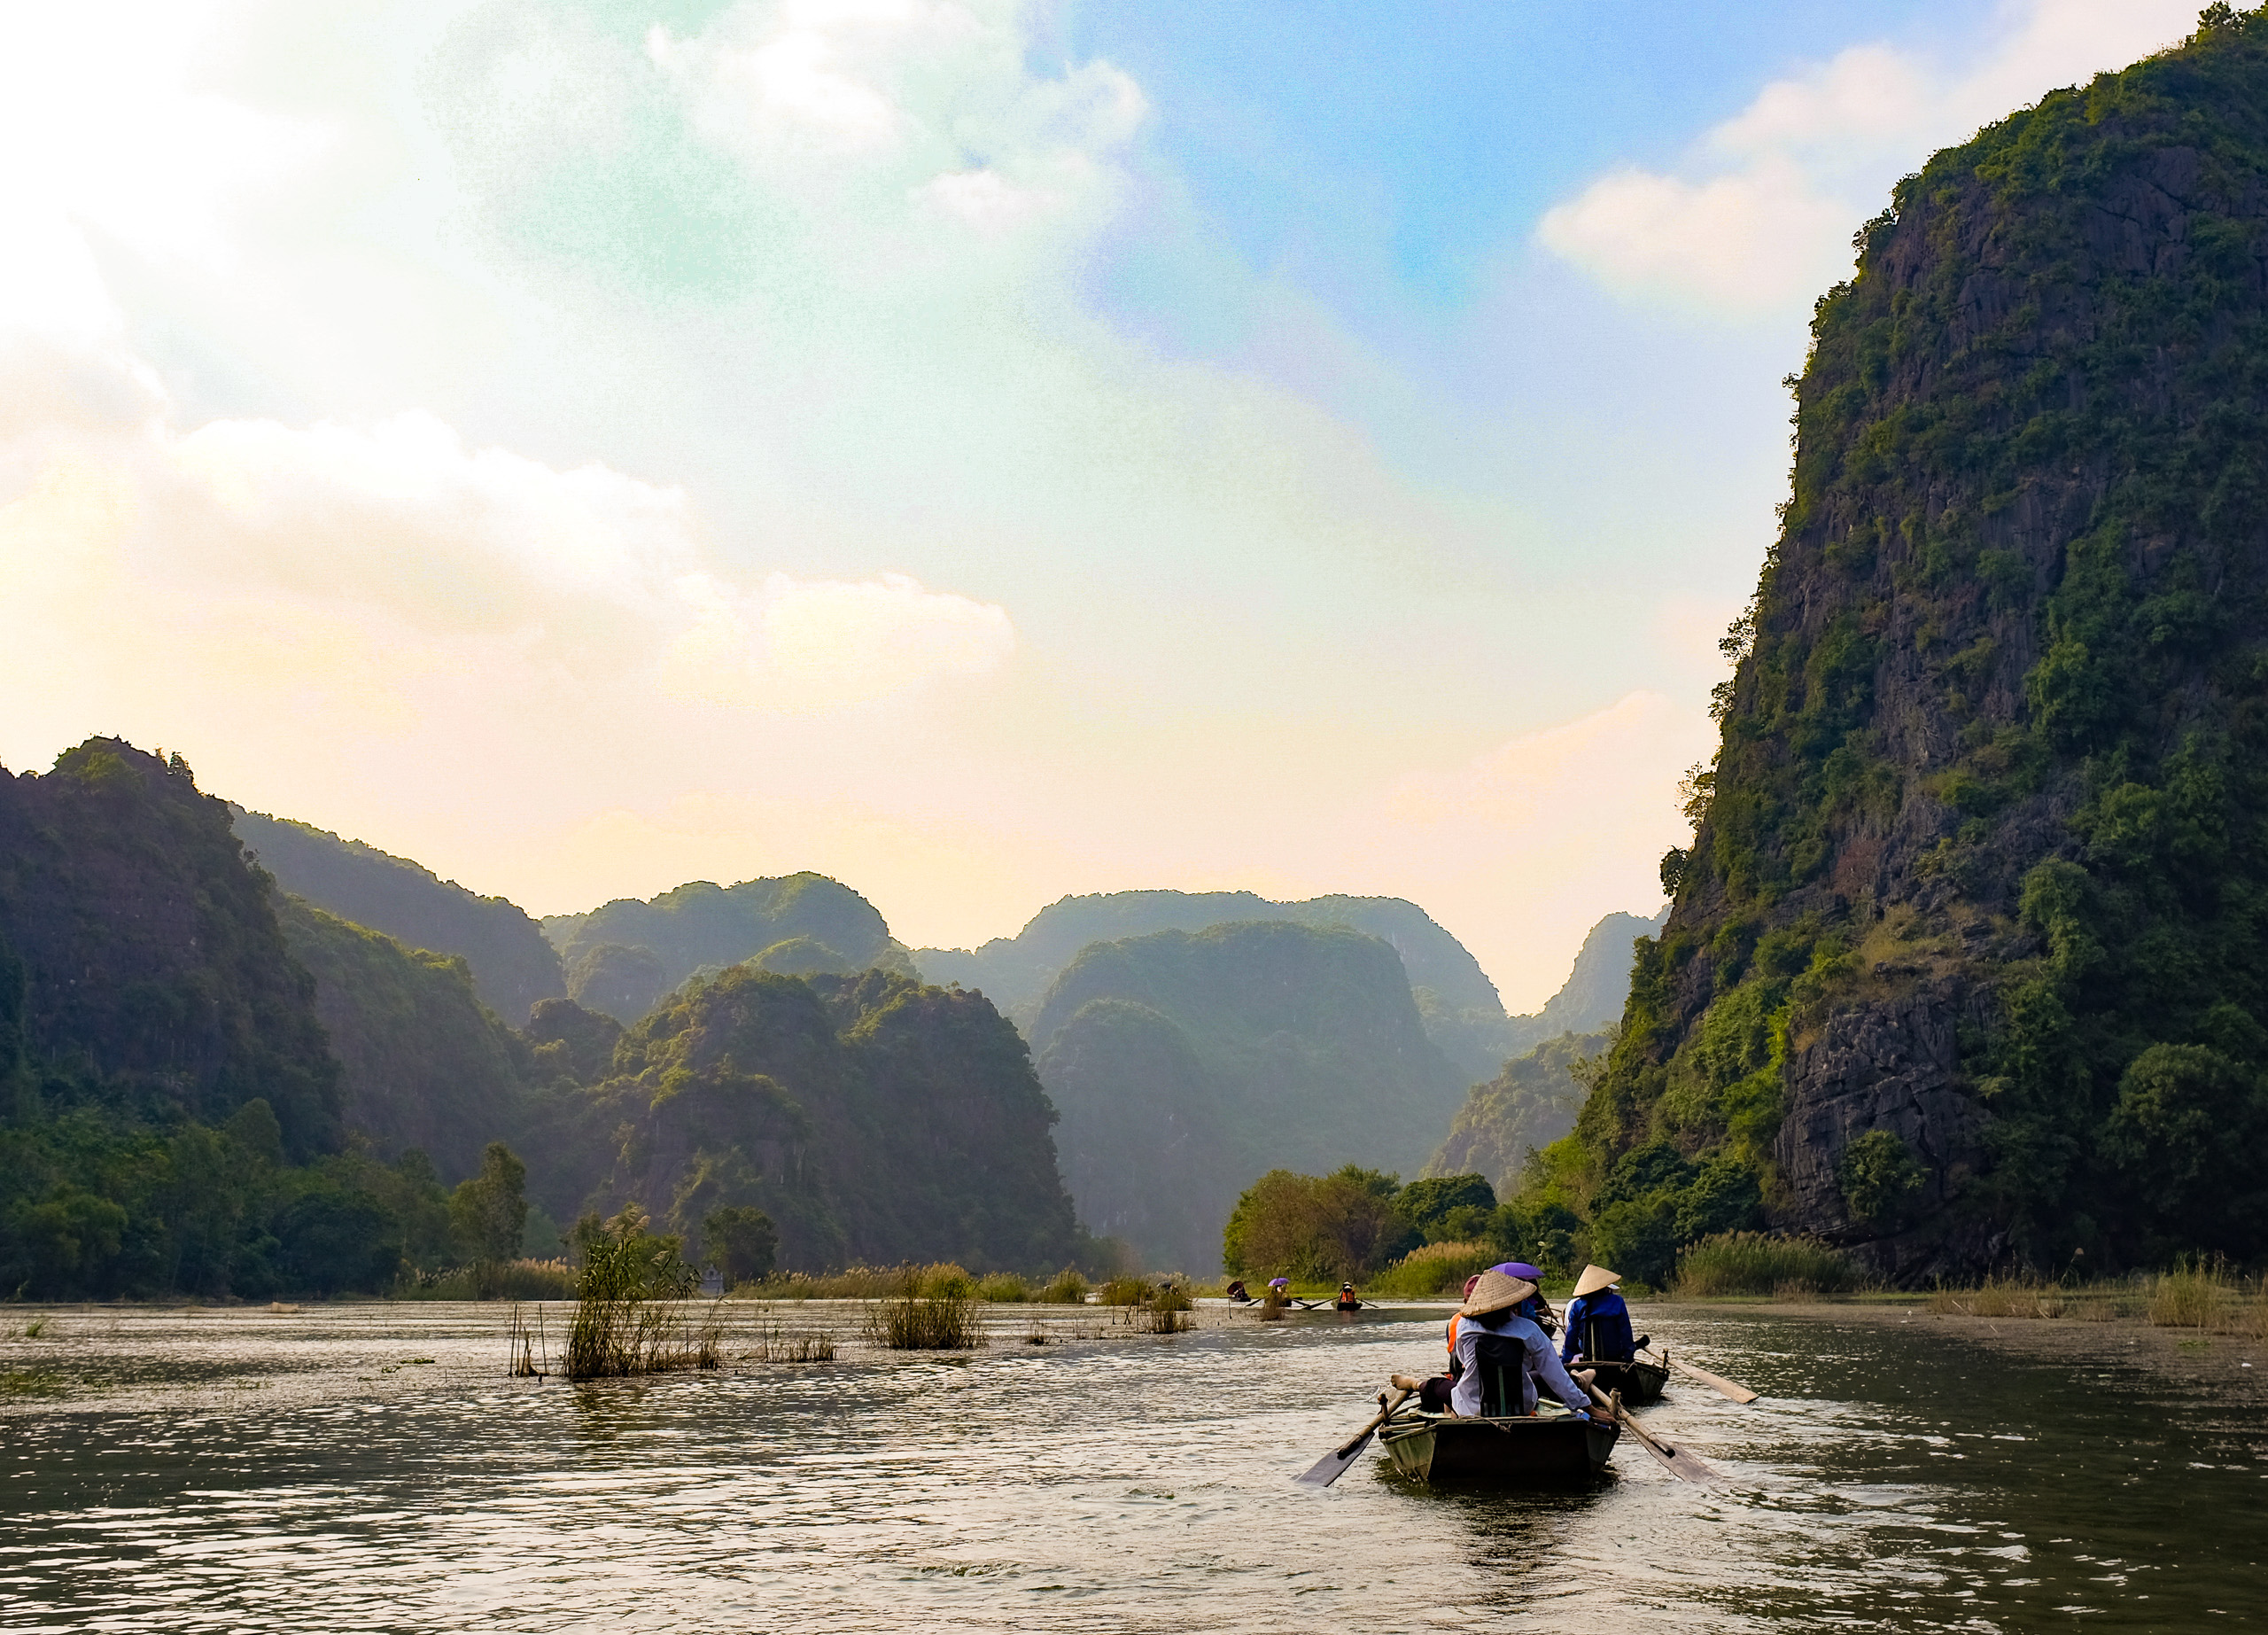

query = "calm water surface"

[{"left": 1, "top": 1300, "right": 2261, "bottom": 1631}]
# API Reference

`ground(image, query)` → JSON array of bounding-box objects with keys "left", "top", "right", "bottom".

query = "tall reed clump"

[
  {"left": 1926, "top": 1277, "right": 2071, "bottom": 1319},
  {"left": 1365, "top": 1241, "right": 1496, "bottom": 1299},
  {"left": 406, "top": 1259, "right": 575, "bottom": 1302},
  {"left": 1138, "top": 1282, "right": 1194, "bottom": 1335},
  {"left": 977, "top": 1272, "right": 1031, "bottom": 1303},
  {"left": 865, "top": 1271, "right": 983, "bottom": 1351},
  {"left": 563, "top": 1205, "right": 722, "bottom": 1381},
  {"left": 2148, "top": 1256, "right": 2242, "bottom": 1330},
  {"left": 1096, "top": 1276, "right": 1150, "bottom": 1306},
  {"left": 1038, "top": 1267, "right": 1089, "bottom": 1304},
  {"left": 1673, "top": 1231, "right": 1861, "bottom": 1297}
]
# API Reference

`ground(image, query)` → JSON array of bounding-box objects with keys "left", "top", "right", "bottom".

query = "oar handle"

[{"left": 1332, "top": 1386, "right": 1414, "bottom": 1459}]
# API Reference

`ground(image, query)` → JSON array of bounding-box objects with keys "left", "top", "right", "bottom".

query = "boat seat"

[{"left": 1472, "top": 1334, "right": 1531, "bottom": 1417}]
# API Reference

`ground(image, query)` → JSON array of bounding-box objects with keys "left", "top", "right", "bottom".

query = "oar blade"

[
  {"left": 1633, "top": 1431, "right": 1722, "bottom": 1486},
  {"left": 1295, "top": 1429, "right": 1374, "bottom": 1487},
  {"left": 1666, "top": 1356, "right": 1759, "bottom": 1404}
]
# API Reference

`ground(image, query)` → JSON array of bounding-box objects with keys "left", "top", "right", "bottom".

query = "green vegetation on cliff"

[
  {"left": 1547, "top": 11, "right": 2268, "bottom": 1283},
  {"left": 232, "top": 809, "right": 564, "bottom": 1024},
  {"left": 1430, "top": 1030, "right": 1611, "bottom": 1196},
  {"left": 534, "top": 965, "right": 1084, "bottom": 1272},
  {"left": 546, "top": 874, "right": 914, "bottom": 1024}
]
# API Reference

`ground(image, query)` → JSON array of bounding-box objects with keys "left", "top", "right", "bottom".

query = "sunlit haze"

[{"left": 0, "top": 0, "right": 2197, "bottom": 1006}]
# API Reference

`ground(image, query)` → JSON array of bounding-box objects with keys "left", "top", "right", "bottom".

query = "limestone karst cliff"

[{"left": 1558, "top": 13, "right": 2268, "bottom": 1281}]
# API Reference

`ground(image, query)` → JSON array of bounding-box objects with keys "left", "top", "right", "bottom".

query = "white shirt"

[{"left": 1449, "top": 1310, "right": 1593, "bottom": 1419}]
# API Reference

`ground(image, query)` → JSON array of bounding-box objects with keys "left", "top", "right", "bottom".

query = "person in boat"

[
  {"left": 1225, "top": 1279, "right": 1251, "bottom": 1304},
  {"left": 1492, "top": 1261, "right": 1557, "bottom": 1335},
  {"left": 1449, "top": 1269, "right": 1594, "bottom": 1420},
  {"left": 1334, "top": 1282, "right": 1362, "bottom": 1312},
  {"left": 1559, "top": 1264, "right": 1637, "bottom": 1366}
]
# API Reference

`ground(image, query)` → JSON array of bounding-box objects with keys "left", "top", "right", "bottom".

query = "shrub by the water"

[
  {"left": 976, "top": 1271, "right": 1031, "bottom": 1302},
  {"left": 1038, "top": 1266, "right": 1088, "bottom": 1304},
  {"left": 1673, "top": 1232, "right": 1860, "bottom": 1296},
  {"left": 400, "top": 1257, "right": 574, "bottom": 1301},
  {"left": 1096, "top": 1276, "right": 1150, "bottom": 1306}
]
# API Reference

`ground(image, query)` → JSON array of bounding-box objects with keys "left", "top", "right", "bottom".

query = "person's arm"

[
  {"left": 1449, "top": 1320, "right": 1484, "bottom": 1416},
  {"left": 1525, "top": 1327, "right": 1594, "bottom": 1415}
]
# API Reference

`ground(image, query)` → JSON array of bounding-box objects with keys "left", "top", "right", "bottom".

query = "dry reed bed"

[{"left": 1926, "top": 1260, "right": 2268, "bottom": 1336}]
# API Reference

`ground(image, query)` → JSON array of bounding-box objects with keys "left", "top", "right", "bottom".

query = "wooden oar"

[
  {"left": 1584, "top": 1382, "right": 1721, "bottom": 1485},
  {"left": 1645, "top": 1345, "right": 1759, "bottom": 1404},
  {"left": 1296, "top": 1385, "right": 1414, "bottom": 1487}
]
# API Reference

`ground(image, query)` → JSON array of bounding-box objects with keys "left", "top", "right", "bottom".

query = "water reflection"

[{"left": 1, "top": 1301, "right": 2261, "bottom": 1631}]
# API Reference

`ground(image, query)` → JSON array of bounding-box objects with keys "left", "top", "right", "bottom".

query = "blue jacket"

[{"left": 1560, "top": 1289, "right": 1635, "bottom": 1365}]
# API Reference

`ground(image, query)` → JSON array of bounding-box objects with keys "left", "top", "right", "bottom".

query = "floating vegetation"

[
  {"left": 1673, "top": 1232, "right": 1862, "bottom": 1297},
  {"left": 563, "top": 1206, "right": 722, "bottom": 1381},
  {"left": 0, "top": 1366, "right": 65, "bottom": 1398}
]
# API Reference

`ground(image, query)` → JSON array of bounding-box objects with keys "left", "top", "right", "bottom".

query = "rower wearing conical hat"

[
  {"left": 1449, "top": 1268, "right": 1594, "bottom": 1421},
  {"left": 1560, "top": 1264, "right": 1637, "bottom": 1368}
]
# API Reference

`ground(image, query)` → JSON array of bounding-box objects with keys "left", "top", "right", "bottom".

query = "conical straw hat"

[
  {"left": 1573, "top": 1264, "right": 1621, "bottom": 1298},
  {"left": 1457, "top": 1267, "right": 1538, "bottom": 1318}
]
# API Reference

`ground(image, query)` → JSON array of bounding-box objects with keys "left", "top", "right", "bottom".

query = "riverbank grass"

[
  {"left": 1674, "top": 1232, "right": 1863, "bottom": 1297},
  {"left": 1366, "top": 1241, "right": 1496, "bottom": 1298}
]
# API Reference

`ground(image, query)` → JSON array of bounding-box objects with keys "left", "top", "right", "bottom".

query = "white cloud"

[{"left": 1541, "top": 0, "right": 2199, "bottom": 316}]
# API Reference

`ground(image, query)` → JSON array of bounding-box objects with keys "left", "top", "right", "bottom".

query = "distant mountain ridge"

[
  {"left": 231, "top": 808, "right": 565, "bottom": 1024},
  {"left": 543, "top": 874, "right": 915, "bottom": 1023},
  {"left": 1027, "top": 919, "right": 1471, "bottom": 1270}
]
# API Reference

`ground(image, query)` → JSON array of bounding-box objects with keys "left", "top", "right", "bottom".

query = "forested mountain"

[
  {"left": 917, "top": 889, "right": 1516, "bottom": 1077},
  {"left": 232, "top": 809, "right": 565, "bottom": 1024},
  {"left": 528, "top": 966, "right": 1081, "bottom": 1271},
  {"left": 0, "top": 740, "right": 1091, "bottom": 1294},
  {"left": 545, "top": 874, "right": 915, "bottom": 1023},
  {"left": 1542, "top": 14, "right": 2268, "bottom": 1284},
  {"left": 1028, "top": 920, "right": 1468, "bottom": 1270},
  {"left": 0, "top": 742, "right": 340, "bottom": 1156},
  {"left": 1429, "top": 1030, "right": 1610, "bottom": 1196},
  {"left": 275, "top": 897, "right": 532, "bottom": 1182}
]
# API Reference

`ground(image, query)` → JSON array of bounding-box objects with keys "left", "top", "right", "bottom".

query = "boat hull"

[
  {"left": 1378, "top": 1413, "right": 1618, "bottom": 1485},
  {"left": 1582, "top": 1359, "right": 1668, "bottom": 1405}
]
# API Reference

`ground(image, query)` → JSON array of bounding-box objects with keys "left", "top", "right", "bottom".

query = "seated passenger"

[
  {"left": 1450, "top": 1270, "right": 1593, "bottom": 1420},
  {"left": 1493, "top": 1260, "right": 1557, "bottom": 1335},
  {"left": 1334, "top": 1281, "right": 1362, "bottom": 1311},
  {"left": 1559, "top": 1263, "right": 1637, "bottom": 1366},
  {"left": 1225, "top": 1279, "right": 1250, "bottom": 1304}
]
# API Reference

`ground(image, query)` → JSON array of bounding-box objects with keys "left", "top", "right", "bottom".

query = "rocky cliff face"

[{"left": 1576, "top": 16, "right": 2268, "bottom": 1281}]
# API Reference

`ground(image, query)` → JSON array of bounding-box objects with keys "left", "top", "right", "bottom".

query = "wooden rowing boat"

[
  {"left": 1377, "top": 1410, "right": 1619, "bottom": 1485},
  {"left": 1580, "top": 1357, "right": 1668, "bottom": 1405}
]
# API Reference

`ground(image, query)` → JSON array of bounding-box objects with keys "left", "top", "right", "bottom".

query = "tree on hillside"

[{"left": 450, "top": 1141, "right": 529, "bottom": 1264}]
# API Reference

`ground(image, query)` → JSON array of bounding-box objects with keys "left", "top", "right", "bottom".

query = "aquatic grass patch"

[
  {"left": 865, "top": 1271, "right": 983, "bottom": 1351},
  {"left": 0, "top": 1366, "right": 65, "bottom": 1398},
  {"left": 1927, "top": 1278, "right": 2070, "bottom": 1319},
  {"left": 2148, "top": 1257, "right": 2245, "bottom": 1331},
  {"left": 401, "top": 1259, "right": 575, "bottom": 1302},
  {"left": 740, "top": 1262, "right": 978, "bottom": 1301},
  {"left": 1365, "top": 1240, "right": 1496, "bottom": 1299},
  {"left": 1038, "top": 1267, "right": 1088, "bottom": 1304},
  {"left": 1096, "top": 1276, "right": 1150, "bottom": 1306},
  {"left": 744, "top": 1305, "right": 838, "bottom": 1362},
  {"left": 563, "top": 1207, "right": 721, "bottom": 1381},
  {"left": 1673, "top": 1231, "right": 1861, "bottom": 1297},
  {"left": 1133, "top": 1282, "right": 1193, "bottom": 1335},
  {"left": 976, "top": 1272, "right": 1031, "bottom": 1303}
]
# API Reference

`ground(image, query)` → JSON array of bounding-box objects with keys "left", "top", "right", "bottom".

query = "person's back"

[
  {"left": 1449, "top": 1273, "right": 1593, "bottom": 1421},
  {"left": 1561, "top": 1279, "right": 1635, "bottom": 1366}
]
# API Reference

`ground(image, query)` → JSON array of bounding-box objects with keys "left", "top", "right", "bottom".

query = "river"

[{"left": 1, "top": 1298, "right": 2260, "bottom": 1631}]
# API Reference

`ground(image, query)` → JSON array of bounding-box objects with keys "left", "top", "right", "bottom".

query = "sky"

[{"left": 0, "top": 0, "right": 2203, "bottom": 1008}]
